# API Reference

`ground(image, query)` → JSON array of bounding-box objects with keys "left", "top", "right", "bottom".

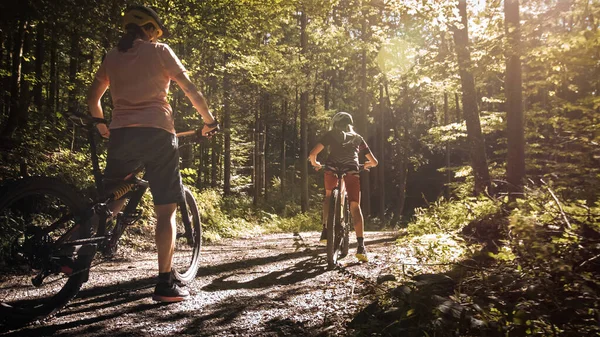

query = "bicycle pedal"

[{"left": 122, "top": 210, "right": 142, "bottom": 223}]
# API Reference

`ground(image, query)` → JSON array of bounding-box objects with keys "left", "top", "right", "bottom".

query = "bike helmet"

[
  {"left": 330, "top": 111, "right": 354, "bottom": 129},
  {"left": 122, "top": 5, "right": 170, "bottom": 38}
]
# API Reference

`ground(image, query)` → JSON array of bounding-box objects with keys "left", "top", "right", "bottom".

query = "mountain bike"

[
  {"left": 0, "top": 112, "right": 217, "bottom": 326},
  {"left": 325, "top": 164, "right": 364, "bottom": 269}
]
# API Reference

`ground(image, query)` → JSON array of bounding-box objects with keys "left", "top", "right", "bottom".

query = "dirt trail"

[{"left": 1, "top": 231, "right": 399, "bottom": 337}]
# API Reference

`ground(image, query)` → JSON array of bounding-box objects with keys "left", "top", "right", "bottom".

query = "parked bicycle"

[
  {"left": 0, "top": 112, "right": 216, "bottom": 326},
  {"left": 324, "top": 164, "right": 365, "bottom": 269}
]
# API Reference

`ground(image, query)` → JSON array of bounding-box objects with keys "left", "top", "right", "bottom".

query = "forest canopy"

[{"left": 0, "top": 0, "right": 598, "bottom": 220}]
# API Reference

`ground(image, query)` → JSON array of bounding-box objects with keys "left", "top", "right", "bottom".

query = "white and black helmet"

[{"left": 330, "top": 111, "right": 353, "bottom": 129}]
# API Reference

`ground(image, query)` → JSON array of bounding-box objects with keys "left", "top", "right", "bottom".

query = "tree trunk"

[
  {"left": 253, "top": 95, "right": 260, "bottom": 205},
  {"left": 378, "top": 84, "right": 385, "bottom": 220},
  {"left": 1, "top": 30, "right": 9, "bottom": 117},
  {"left": 68, "top": 31, "right": 79, "bottom": 113},
  {"left": 264, "top": 117, "right": 270, "bottom": 201},
  {"left": 300, "top": 9, "right": 309, "bottom": 212},
  {"left": 34, "top": 23, "right": 44, "bottom": 108},
  {"left": 280, "top": 100, "right": 287, "bottom": 195},
  {"left": 223, "top": 54, "right": 232, "bottom": 195},
  {"left": 455, "top": 92, "right": 461, "bottom": 121},
  {"left": 359, "top": 14, "right": 371, "bottom": 219},
  {"left": 211, "top": 137, "right": 218, "bottom": 188},
  {"left": 17, "top": 25, "right": 33, "bottom": 131},
  {"left": 1, "top": 18, "right": 28, "bottom": 138},
  {"left": 444, "top": 92, "right": 451, "bottom": 199},
  {"left": 48, "top": 25, "right": 57, "bottom": 115},
  {"left": 505, "top": 0, "right": 525, "bottom": 195},
  {"left": 452, "top": 0, "right": 491, "bottom": 195},
  {"left": 289, "top": 89, "right": 299, "bottom": 197}
]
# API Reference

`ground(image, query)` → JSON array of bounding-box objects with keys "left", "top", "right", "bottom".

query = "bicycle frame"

[{"left": 32, "top": 114, "right": 201, "bottom": 263}]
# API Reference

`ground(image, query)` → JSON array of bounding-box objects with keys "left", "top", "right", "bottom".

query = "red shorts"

[{"left": 324, "top": 171, "right": 361, "bottom": 203}]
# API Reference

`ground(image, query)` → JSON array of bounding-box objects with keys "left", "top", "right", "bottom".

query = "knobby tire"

[
  {"left": 171, "top": 186, "right": 202, "bottom": 283},
  {"left": 326, "top": 188, "right": 341, "bottom": 269},
  {"left": 0, "top": 177, "right": 91, "bottom": 327}
]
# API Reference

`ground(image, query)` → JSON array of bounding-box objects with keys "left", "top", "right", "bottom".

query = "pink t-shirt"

[{"left": 95, "top": 39, "right": 186, "bottom": 134}]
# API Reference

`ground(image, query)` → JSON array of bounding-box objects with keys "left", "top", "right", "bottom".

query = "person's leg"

[
  {"left": 155, "top": 203, "right": 177, "bottom": 273},
  {"left": 321, "top": 171, "right": 337, "bottom": 242},
  {"left": 142, "top": 128, "right": 188, "bottom": 302},
  {"left": 345, "top": 174, "right": 368, "bottom": 262},
  {"left": 350, "top": 201, "right": 364, "bottom": 238}
]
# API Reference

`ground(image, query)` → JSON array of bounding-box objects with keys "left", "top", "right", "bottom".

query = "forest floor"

[{"left": 0, "top": 231, "right": 400, "bottom": 337}]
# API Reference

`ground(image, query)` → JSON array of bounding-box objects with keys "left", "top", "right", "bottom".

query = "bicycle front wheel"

[
  {"left": 0, "top": 177, "right": 91, "bottom": 327},
  {"left": 171, "top": 186, "right": 202, "bottom": 283},
  {"left": 326, "top": 188, "right": 341, "bottom": 268}
]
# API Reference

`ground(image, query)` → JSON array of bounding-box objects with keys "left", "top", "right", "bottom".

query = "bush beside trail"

[{"left": 350, "top": 187, "right": 600, "bottom": 337}]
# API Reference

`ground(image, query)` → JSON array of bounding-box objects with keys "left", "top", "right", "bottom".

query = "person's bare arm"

[
  {"left": 87, "top": 78, "right": 110, "bottom": 138},
  {"left": 173, "top": 72, "right": 218, "bottom": 136},
  {"left": 309, "top": 143, "right": 325, "bottom": 170},
  {"left": 364, "top": 153, "right": 378, "bottom": 170}
]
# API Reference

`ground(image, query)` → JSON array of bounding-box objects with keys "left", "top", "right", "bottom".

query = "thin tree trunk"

[
  {"left": 34, "top": 23, "right": 44, "bottom": 108},
  {"left": 48, "top": 25, "right": 57, "bottom": 114},
  {"left": 253, "top": 94, "right": 259, "bottom": 205},
  {"left": 196, "top": 142, "right": 206, "bottom": 190},
  {"left": 280, "top": 100, "right": 287, "bottom": 195},
  {"left": 1, "top": 18, "right": 28, "bottom": 138},
  {"left": 444, "top": 92, "right": 451, "bottom": 199},
  {"left": 264, "top": 117, "right": 270, "bottom": 201},
  {"left": 211, "top": 138, "right": 218, "bottom": 187},
  {"left": 378, "top": 84, "right": 385, "bottom": 220},
  {"left": 17, "top": 25, "right": 33, "bottom": 130},
  {"left": 505, "top": 0, "right": 525, "bottom": 195},
  {"left": 1, "top": 30, "right": 10, "bottom": 117},
  {"left": 359, "top": 15, "right": 371, "bottom": 219},
  {"left": 455, "top": 92, "right": 461, "bottom": 121},
  {"left": 452, "top": 0, "right": 491, "bottom": 195},
  {"left": 68, "top": 30, "right": 79, "bottom": 114},
  {"left": 223, "top": 54, "right": 231, "bottom": 195},
  {"left": 300, "top": 9, "right": 309, "bottom": 212}
]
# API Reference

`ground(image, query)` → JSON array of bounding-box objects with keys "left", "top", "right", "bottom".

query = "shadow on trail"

[
  {"left": 202, "top": 255, "right": 328, "bottom": 291},
  {"left": 178, "top": 287, "right": 322, "bottom": 336},
  {"left": 1, "top": 233, "right": 398, "bottom": 336},
  {"left": 0, "top": 277, "right": 157, "bottom": 336},
  {"left": 198, "top": 235, "right": 398, "bottom": 278}
]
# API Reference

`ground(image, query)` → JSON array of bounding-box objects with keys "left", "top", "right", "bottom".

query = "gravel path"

[{"left": 1, "top": 231, "right": 399, "bottom": 337}]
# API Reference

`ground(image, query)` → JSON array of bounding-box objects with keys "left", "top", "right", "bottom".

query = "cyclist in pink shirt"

[{"left": 87, "top": 5, "right": 218, "bottom": 302}]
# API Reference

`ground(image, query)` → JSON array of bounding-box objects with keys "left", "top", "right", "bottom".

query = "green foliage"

[{"left": 407, "top": 196, "right": 501, "bottom": 236}]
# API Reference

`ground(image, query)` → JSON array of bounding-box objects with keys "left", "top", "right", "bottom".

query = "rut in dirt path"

[{"left": 1, "top": 231, "right": 399, "bottom": 337}]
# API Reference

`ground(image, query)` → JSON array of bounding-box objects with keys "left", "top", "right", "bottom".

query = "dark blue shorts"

[{"left": 104, "top": 127, "right": 183, "bottom": 205}]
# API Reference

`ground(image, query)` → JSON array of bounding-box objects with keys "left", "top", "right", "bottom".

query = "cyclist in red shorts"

[{"left": 309, "top": 112, "right": 378, "bottom": 262}]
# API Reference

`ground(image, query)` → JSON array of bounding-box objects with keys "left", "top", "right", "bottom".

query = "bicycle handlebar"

[
  {"left": 176, "top": 125, "right": 220, "bottom": 142},
  {"left": 67, "top": 111, "right": 220, "bottom": 142},
  {"left": 317, "top": 163, "right": 369, "bottom": 173},
  {"left": 67, "top": 111, "right": 108, "bottom": 127}
]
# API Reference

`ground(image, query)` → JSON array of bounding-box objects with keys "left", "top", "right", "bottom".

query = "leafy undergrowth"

[
  {"left": 119, "top": 187, "right": 322, "bottom": 249},
  {"left": 350, "top": 187, "right": 600, "bottom": 337}
]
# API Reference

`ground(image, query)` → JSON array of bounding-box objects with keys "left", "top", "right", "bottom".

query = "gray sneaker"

[{"left": 152, "top": 281, "right": 190, "bottom": 303}]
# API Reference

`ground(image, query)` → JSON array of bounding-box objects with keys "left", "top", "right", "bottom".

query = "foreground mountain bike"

[
  {"left": 0, "top": 113, "right": 216, "bottom": 326},
  {"left": 325, "top": 164, "right": 365, "bottom": 269}
]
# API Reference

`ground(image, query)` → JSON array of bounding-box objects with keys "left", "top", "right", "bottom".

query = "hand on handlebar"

[
  {"left": 201, "top": 119, "right": 220, "bottom": 138},
  {"left": 311, "top": 161, "right": 322, "bottom": 171},
  {"left": 363, "top": 161, "right": 377, "bottom": 171},
  {"left": 96, "top": 123, "right": 110, "bottom": 139}
]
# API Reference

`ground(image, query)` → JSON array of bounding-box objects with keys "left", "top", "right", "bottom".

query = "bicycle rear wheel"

[
  {"left": 326, "top": 188, "right": 341, "bottom": 268},
  {"left": 171, "top": 186, "right": 202, "bottom": 283},
  {"left": 340, "top": 195, "right": 350, "bottom": 258},
  {"left": 0, "top": 177, "right": 92, "bottom": 327}
]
